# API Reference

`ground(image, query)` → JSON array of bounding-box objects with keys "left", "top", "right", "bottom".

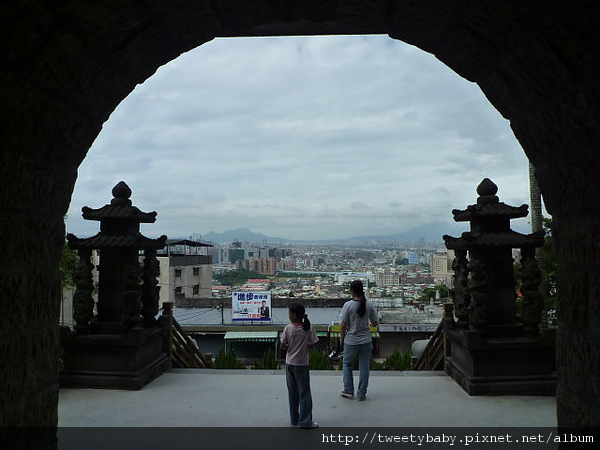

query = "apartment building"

[
  {"left": 237, "top": 257, "right": 278, "bottom": 275},
  {"left": 431, "top": 249, "right": 455, "bottom": 285},
  {"left": 375, "top": 270, "right": 401, "bottom": 287},
  {"left": 157, "top": 239, "right": 213, "bottom": 304}
]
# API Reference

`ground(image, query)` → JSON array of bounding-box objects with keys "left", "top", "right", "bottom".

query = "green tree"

[
  {"left": 529, "top": 162, "right": 551, "bottom": 328},
  {"left": 214, "top": 269, "right": 263, "bottom": 287},
  {"left": 419, "top": 285, "right": 449, "bottom": 302},
  {"left": 59, "top": 239, "right": 78, "bottom": 329},
  {"left": 514, "top": 217, "right": 556, "bottom": 326},
  {"left": 60, "top": 241, "right": 78, "bottom": 289}
]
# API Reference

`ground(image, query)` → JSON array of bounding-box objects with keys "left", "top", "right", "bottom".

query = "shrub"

[
  {"left": 337, "top": 354, "right": 384, "bottom": 371},
  {"left": 309, "top": 350, "right": 334, "bottom": 370},
  {"left": 382, "top": 349, "right": 412, "bottom": 371},
  {"left": 213, "top": 348, "right": 245, "bottom": 369},
  {"left": 253, "top": 348, "right": 280, "bottom": 370},
  {"left": 370, "top": 358, "right": 385, "bottom": 370}
]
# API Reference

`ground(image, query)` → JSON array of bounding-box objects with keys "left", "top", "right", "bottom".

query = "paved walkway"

[{"left": 59, "top": 369, "right": 556, "bottom": 428}]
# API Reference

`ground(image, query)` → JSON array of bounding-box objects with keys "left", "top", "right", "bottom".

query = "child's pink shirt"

[{"left": 280, "top": 323, "right": 319, "bottom": 366}]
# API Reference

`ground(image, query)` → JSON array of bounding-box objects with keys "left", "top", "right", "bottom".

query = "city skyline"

[{"left": 66, "top": 35, "right": 535, "bottom": 241}]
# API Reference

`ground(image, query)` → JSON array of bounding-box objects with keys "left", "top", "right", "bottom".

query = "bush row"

[{"left": 212, "top": 348, "right": 412, "bottom": 371}]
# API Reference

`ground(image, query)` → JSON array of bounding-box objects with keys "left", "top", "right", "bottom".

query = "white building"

[
  {"left": 157, "top": 239, "right": 213, "bottom": 304},
  {"left": 375, "top": 270, "right": 400, "bottom": 287},
  {"left": 335, "top": 272, "right": 375, "bottom": 286},
  {"left": 431, "top": 250, "right": 455, "bottom": 285}
]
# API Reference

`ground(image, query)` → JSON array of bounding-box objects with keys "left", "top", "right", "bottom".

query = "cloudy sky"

[{"left": 66, "top": 35, "right": 534, "bottom": 241}]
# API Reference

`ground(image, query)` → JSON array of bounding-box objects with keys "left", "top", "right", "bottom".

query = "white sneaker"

[{"left": 340, "top": 391, "right": 354, "bottom": 399}]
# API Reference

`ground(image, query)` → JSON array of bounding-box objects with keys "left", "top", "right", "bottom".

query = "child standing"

[{"left": 280, "top": 303, "right": 319, "bottom": 429}]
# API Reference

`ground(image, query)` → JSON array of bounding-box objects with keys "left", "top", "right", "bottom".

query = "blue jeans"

[
  {"left": 286, "top": 364, "right": 313, "bottom": 427},
  {"left": 342, "top": 342, "right": 373, "bottom": 398}
]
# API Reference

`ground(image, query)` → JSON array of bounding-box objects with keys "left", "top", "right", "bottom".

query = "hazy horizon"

[{"left": 66, "top": 35, "right": 538, "bottom": 241}]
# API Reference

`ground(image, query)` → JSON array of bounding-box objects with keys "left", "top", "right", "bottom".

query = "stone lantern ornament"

[
  {"left": 60, "top": 181, "right": 169, "bottom": 389},
  {"left": 442, "top": 178, "right": 555, "bottom": 395}
]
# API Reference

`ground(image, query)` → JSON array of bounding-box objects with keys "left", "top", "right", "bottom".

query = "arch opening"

[
  {"left": 3, "top": 1, "right": 600, "bottom": 430},
  {"left": 67, "top": 35, "right": 534, "bottom": 242}
]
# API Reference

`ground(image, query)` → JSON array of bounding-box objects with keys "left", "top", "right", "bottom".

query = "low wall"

[{"left": 174, "top": 297, "right": 349, "bottom": 308}]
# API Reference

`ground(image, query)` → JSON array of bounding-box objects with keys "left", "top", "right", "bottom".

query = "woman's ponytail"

[
  {"left": 351, "top": 280, "right": 367, "bottom": 317},
  {"left": 357, "top": 296, "right": 366, "bottom": 317}
]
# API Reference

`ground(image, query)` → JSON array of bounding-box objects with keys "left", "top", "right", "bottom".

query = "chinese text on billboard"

[{"left": 232, "top": 291, "right": 271, "bottom": 322}]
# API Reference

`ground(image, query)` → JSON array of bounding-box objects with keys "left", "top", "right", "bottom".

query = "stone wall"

[
  {"left": 553, "top": 216, "right": 600, "bottom": 426},
  {"left": 1, "top": 0, "right": 600, "bottom": 432}
]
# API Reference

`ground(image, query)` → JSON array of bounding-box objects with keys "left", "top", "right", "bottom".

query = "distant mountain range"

[
  {"left": 202, "top": 228, "right": 290, "bottom": 244},
  {"left": 201, "top": 220, "right": 532, "bottom": 245},
  {"left": 331, "top": 221, "right": 467, "bottom": 245}
]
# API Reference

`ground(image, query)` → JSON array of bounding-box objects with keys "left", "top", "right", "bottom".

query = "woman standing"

[{"left": 339, "top": 280, "right": 379, "bottom": 401}]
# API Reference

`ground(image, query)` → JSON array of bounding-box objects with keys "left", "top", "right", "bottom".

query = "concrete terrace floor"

[{"left": 58, "top": 369, "right": 557, "bottom": 428}]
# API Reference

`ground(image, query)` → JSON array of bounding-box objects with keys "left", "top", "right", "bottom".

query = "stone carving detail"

[
  {"left": 67, "top": 181, "right": 167, "bottom": 331},
  {"left": 141, "top": 249, "right": 160, "bottom": 325},
  {"left": 443, "top": 178, "right": 544, "bottom": 335},
  {"left": 452, "top": 249, "right": 470, "bottom": 327},
  {"left": 61, "top": 182, "right": 171, "bottom": 392},
  {"left": 467, "top": 255, "right": 491, "bottom": 329},
  {"left": 72, "top": 248, "right": 95, "bottom": 334},
  {"left": 121, "top": 261, "right": 142, "bottom": 328}
]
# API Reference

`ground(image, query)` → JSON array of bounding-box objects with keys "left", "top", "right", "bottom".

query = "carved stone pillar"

[
  {"left": 451, "top": 249, "right": 470, "bottom": 328},
  {"left": 468, "top": 247, "right": 518, "bottom": 331},
  {"left": 442, "top": 179, "right": 554, "bottom": 395},
  {"left": 61, "top": 182, "right": 169, "bottom": 389},
  {"left": 141, "top": 249, "right": 160, "bottom": 326},
  {"left": 121, "top": 260, "right": 142, "bottom": 328},
  {"left": 72, "top": 248, "right": 95, "bottom": 334}
]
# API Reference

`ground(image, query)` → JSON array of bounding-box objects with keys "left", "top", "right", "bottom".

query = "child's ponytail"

[
  {"left": 289, "top": 302, "right": 311, "bottom": 331},
  {"left": 301, "top": 313, "right": 311, "bottom": 331}
]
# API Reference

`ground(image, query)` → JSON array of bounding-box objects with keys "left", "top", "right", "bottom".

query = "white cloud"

[{"left": 67, "top": 35, "right": 532, "bottom": 240}]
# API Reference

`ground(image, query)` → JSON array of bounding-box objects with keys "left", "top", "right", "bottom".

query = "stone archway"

[{"left": 1, "top": 1, "right": 599, "bottom": 429}]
